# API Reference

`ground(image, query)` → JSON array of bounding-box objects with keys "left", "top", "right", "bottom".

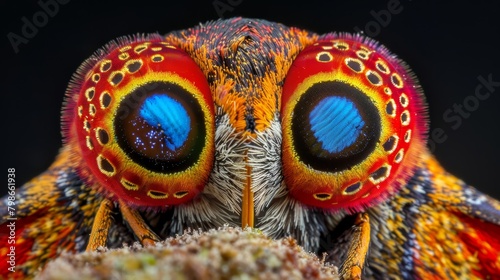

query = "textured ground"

[{"left": 36, "top": 226, "right": 339, "bottom": 280}]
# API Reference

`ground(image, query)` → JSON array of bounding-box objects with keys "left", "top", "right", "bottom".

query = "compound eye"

[
  {"left": 65, "top": 35, "right": 214, "bottom": 207},
  {"left": 281, "top": 36, "right": 427, "bottom": 212},
  {"left": 115, "top": 82, "right": 206, "bottom": 174},
  {"left": 289, "top": 81, "right": 381, "bottom": 172}
]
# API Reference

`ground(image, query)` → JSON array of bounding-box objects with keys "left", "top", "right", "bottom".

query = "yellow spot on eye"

[
  {"left": 85, "top": 87, "right": 95, "bottom": 101},
  {"left": 118, "top": 52, "right": 130, "bottom": 60},
  {"left": 78, "top": 106, "right": 83, "bottom": 117},
  {"left": 384, "top": 87, "right": 392, "bottom": 96},
  {"left": 85, "top": 136, "right": 93, "bottom": 150},
  {"left": 89, "top": 104, "right": 96, "bottom": 116},
  {"left": 394, "top": 149, "right": 405, "bottom": 163},
  {"left": 95, "top": 128, "right": 109, "bottom": 145},
  {"left": 369, "top": 165, "right": 392, "bottom": 184},
  {"left": 147, "top": 190, "right": 168, "bottom": 199},
  {"left": 375, "top": 59, "right": 390, "bottom": 74},
  {"left": 322, "top": 45, "right": 333, "bottom": 50},
  {"left": 97, "top": 155, "right": 116, "bottom": 177},
  {"left": 316, "top": 51, "right": 333, "bottom": 63},
  {"left": 356, "top": 50, "right": 370, "bottom": 60},
  {"left": 92, "top": 73, "right": 100, "bottom": 83},
  {"left": 391, "top": 73, "right": 404, "bottom": 88},
  {"left": 400, "top": 93, "right": 409, "bottom": 108},
  {"left": 366, "top": 70, "right": 382, "bottom": 86},
  {"left": 333, "top": 41, "right": 349, "bottom": 51},
  {"left": 109, "top": 71, "right": 124, "bottom": 86},
  {"left": 383, "top": 135, "right": 399, "bottom": 154},
  {"left": 343, "top": 182, "right": 362, "bottom": 195},
  {"left": 404, "top": 129, "right": 412, "bottom": 143},
  {"left": 120, "top": 46, "right": 132, "bottom": 52},
  {"left": 401, "top": 110, "right": 410, "bottom": 126},
  {"left": 151, "top": 54, "right": 164, "bottom": 63},
  {"left": 174, "top": 191, "right": 189, "bottom": 199},
  {"left": 345, "top": 58, "right": 364, "bottom": 73},
  {"left": 151, "top": 47, "right": 162, "bottom": 51},
  {"left": 100, "top": 91, "right": 112, "bottom": 109},
  {"left": 386, "top": 99, "right": 396, "bottom": 117},
  {"left": 134, "top": 43, "right": 149, "bottom": 54},
  {"left": 124, "top": 59, "right": 143, "bottom": 73},
  {"left": 120, "top": 178, "right": 139, "bottom": 191},
  {"left": 360, "top": 46, "right": 371, "bottom": 52},
  {"left": 83, "top": 120, "right": 91, "bottom": 132},
  {"left": 100, "top": 60, "right": 112, "bottom": 72},
  {"left": 313, "top": 193, "right": 332, "bottom": 201}
]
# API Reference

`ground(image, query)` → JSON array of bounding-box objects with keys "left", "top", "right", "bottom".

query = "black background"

[{"left": 2, "top": 0, "right": 499, "bottom": 199}]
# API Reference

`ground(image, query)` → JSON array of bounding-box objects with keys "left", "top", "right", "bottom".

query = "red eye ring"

[
  {"left": 63, "top": 35, "right": 215, "bottom": 208},
  {"left": 281, "top": 34, "right": 428, "bottom": 213}
]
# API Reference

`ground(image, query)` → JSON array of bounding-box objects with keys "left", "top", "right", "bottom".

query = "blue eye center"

[
  {"left": 291, "top": 81, "right": 380, "bottom": 172},
  {"left": 115, "top": 81, "right": 206, "bottom": 174},
  {"left": 140, "top": 94, "right": 191, "bottom": 151},
  {"left": 309, "top": 96, "right": 365, "bottom": 153}
]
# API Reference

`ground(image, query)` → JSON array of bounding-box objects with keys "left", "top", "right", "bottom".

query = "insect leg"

[
  {"left": 119, "top": 201, "right": 160, "bottom": 246},
  {"left": 86, "top": 198, "right": 114, "bottom": 251},
  {"left": 339, "top": 212, "right": 371, "bottom": 280}
]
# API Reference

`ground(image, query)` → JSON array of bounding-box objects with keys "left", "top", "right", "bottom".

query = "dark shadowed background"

[{"left": 2, "top": 0, "right": 499, "bottom": 199}]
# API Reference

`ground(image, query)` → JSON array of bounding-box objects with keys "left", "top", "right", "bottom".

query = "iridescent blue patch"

[
  {"left": 140, "top": 94, "right": 190, "bottom": 150},
  {"left": 309, "top": 96, "right": 364, "bottom": 153}
]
